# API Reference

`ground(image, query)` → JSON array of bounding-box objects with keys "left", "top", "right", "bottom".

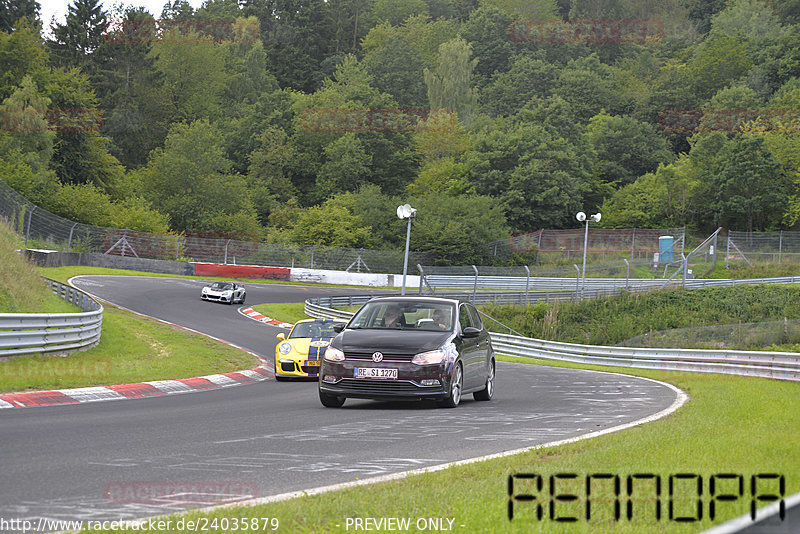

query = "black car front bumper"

[{"left": 319, "top": 360, "right": 453, "bottom": 401}]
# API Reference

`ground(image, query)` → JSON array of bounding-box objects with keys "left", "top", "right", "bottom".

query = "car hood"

[{"left": 334, "top": 328, "right": 453, "bottom": 354}]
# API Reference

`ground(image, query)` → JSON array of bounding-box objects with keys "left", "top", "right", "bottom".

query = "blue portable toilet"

[{"left": 659, "top": 236, "right": 674, "bottom": 263}]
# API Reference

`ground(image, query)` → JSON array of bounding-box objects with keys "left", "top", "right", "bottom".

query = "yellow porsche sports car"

[{"left": 274, "top": 318, "right": 347, "bottom": 380}]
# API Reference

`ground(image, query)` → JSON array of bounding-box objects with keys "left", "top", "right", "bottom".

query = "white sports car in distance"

[{"left": 200, "top": 281, "right": 246, "bottom": 305}]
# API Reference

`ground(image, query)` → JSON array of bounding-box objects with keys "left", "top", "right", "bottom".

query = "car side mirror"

[
  {"left": 462, "top": 327, "right": 481, "bottom": 338},
  {"left": 333, "top": 323, "right": 345, "bottom": 333},
  {"left": 276, "top": 333, "right": 285, "bottom": 341}
]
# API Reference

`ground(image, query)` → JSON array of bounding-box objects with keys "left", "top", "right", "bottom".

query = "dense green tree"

[
  {"left": 290, "top": 55, "right": 417, "bottom": 203},
  {"left": 368, "top": 0, "right": 429, "bottom": 26},
  {"left": 0, "top": 76, "right": 54, "bottom": 173},
  {"left": 481, "top": 53, "right": 558, "bottom": 117},
  {"left": 554, "top": 54, "right": 634, "bottom": 123},
  {"left": 467, "top": 119, "right": 603, "bottom": 230},
  {"left": 600, "top": 157, "right": 700, "bottom": 228},
  {"left": 148, "top": 29, "right": 227, "bottom": 124},
  {"left": 0, "top": 0, "right": 39, "bottom": 32},
  {"left": 584, "top": 112, "right": 675, "bottom": 185},
  {"left": 0, "top": 18, "right": 48, "bottom": 101},
  {"left": 709, "top": 135, "right": 787, "bottom": 231},
  {"left": 460, "top": 7, "right": 514, "bottom": 89},
  {"left": 317, "top": 133, "right": 373, "bottom": 199},
  {"left": 49, "top": 0, "right": 108, "bottom": 73},
  {"left": 687, "top": 33, "right": 753, "bottom": 101},
  {"left": 710, "top": 0, "right": 786, "bottom": 44},
  {"left": 681, "top": 0, "right": 727, "bottom": 34},
  {"left": 424, "top": 38, "right": 479, "bottom": 124},
  {"left": 136, "top": 119, "right": 261, "bottom": 237},
  {"left": 409, "top": 194, "right": 509, "bottom": 265},
  {"left": 407, "top": 157, "right": 472, "bottom": 197},
  {"left": 361, "top": 22, "right": 429, "bottom": 108},
  {"left": 480, "top": 0, "right": 558, "bottom": 19}
]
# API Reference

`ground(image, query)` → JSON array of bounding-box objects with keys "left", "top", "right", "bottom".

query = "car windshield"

[
  {"left": 210, "top": 282, "right": 232, "bottom": 290},
  {"left": 348, "top": 302, "right": 454, "bottom": 331},
  {"left": 288, "top": 322, "right": 342, "bottom": 339}
]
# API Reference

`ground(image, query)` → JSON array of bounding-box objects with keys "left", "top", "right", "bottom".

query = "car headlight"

[
  {"left": 412, "top": 349, "right": 446, "bottom": 365},
  {"left": 324, "top": 346, "right": 345, "bottom": 362},
  {"left": 412, "top": 343, "right": 456, "bottom": 365},
  {"left": 278, "top": 342, "right": 292, "bottom": 355},
  {"left": 202, "top": 288, "right": 208, "bottom": 293},
  {"left": 222, "top": 290, "right": 232, "bottom": 296}
]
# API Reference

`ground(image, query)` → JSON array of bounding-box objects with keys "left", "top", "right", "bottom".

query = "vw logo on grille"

[{"left": 372, "top": 351, "right": 384, "bottom": 362}]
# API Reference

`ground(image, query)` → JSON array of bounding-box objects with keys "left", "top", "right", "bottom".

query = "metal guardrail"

[
  {"left": 304, "top": 299, "right": 800, "bottom": 382},
  {"left": 418, "top": 269, "right": 800, "bottom": 303},
  {"left": 491, "top": 333, "right": 800, "bottom": 382},
  {"left": 0, "top": 279, "right": 103, "bottom": 357}
]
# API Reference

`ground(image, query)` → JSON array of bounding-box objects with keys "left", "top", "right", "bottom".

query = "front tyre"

[
  {"left": 319, "top": 390, "right": 345, "bottom": 408},
  {"left": 441, "top": 363, "right": 463, "bottom": 408},
  {"left": 473, "top": 359, "right": 495, "bottom": 401}
]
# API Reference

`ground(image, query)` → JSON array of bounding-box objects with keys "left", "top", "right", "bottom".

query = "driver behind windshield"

[{"left": 382, "top": 305, "right": 406, "bottom": 328}]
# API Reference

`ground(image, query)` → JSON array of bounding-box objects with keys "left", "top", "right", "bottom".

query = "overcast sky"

[{"left": 39, "top": 0, "right": 206, "bottom": 29}]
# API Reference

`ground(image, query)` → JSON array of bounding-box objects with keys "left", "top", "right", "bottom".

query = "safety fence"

[
  {"left": 303, "top": 298, "right": 800, "bottom": 382},
  {"left": 620, "top": 318, "right": 800, "bottom": 350},
  {"left": 0, "top": 178, "right": 432, "bottom": 273},
  {"left": 0, "top": 279, "right": 103, "bottom": 357},
  {"left": 485, "top": 227, "right": 686, "bottom": 263},
  {"left": 726, "top": 230, "right": 800, "bottom": 267}
]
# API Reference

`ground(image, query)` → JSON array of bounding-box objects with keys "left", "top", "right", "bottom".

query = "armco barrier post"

[
  {"left": 524, "top": 265, "right": 530, "bottom": 306},
  {"left": 623, "top": 258, "right": 629, "bottom": 291},
  {"left": 574, "top": 264, "right": 580, "bottom": 300},
  {"left": 472, "top": 265, "right": 479, "bottom": 302}
]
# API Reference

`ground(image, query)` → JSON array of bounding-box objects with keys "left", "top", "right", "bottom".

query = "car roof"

[
  {"left": 364, "top": 296, "right": 462, "bottom": 306},
  {"left": 293, "top": 318, "right": 347, "bottom": 325}
]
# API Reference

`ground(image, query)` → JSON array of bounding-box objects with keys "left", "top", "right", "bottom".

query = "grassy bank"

[
  {"left": 1, "top": 260, "right": 259, "bottom": 392},
  {"left": 91, "top": 361, "right": 799, "bottom": 533},
  {"left": 0, "top": 304, "right": 258, "bottom": 392},
  {"left": 482, "top": 285, "right": 800, "bottom": 347},
  {"left": 0, "top": 220, "right": 76, "bottom": 313}
]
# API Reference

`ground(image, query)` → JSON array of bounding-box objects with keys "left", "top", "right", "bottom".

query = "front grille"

[
  {"left": 280, "top": 362, "right": 295, "bottom": 372},
  {"left": 334, "top": 379, "right": 424, "bottom": 393},
  {"left": 301, "top": 365, "right": 320, "bottom": 374},
  {"left": 344, "top": 351, "right": 414, "bottom": 362}
]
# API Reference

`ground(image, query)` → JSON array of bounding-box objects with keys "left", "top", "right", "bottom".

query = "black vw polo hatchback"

[{"left": 318, "top": 296, "right": 495, "bottom": 408}]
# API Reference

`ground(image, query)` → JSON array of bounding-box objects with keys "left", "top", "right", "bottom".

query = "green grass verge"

[
  {"left": 251, "top": 303, "right": 310, "bottom": 325},
  {"left": 0, "top": 303, "right": 258, "bottom": 393},
  {"left": 87, "top": 359, "right": 800, "bottom": 533}
]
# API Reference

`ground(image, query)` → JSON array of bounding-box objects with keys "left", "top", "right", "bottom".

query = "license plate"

[
  {"left": 354, "top": 367, "right": 398, "bottom": 380},
  {"left": 305, "top": 360, "right": 321, "bottom": 367}
]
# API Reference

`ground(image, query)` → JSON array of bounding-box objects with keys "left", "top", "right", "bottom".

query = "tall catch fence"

[
  {"left": 0, "top": 178, "right": 432, "bottom": 273},
  {"left": 726, "top": 230, "right": 800, "bottom": 267},
  {"left": 619, "top": 318, "right": 800, "bottom": 351},
  {"left": 485, "top": 227, "right": 686, "bottom": 263}
]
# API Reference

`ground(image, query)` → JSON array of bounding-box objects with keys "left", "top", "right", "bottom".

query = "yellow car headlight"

[{"left": 278, "top": 342, "right": 292, "bottom": 355}]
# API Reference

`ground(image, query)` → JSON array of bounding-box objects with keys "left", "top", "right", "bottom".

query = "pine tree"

[{"left": 49, "top": 0, "right": 108, "bottom": 72}]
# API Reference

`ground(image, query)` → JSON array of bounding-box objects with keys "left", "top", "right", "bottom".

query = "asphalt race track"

[{"left": 0, "top": 276, "right": 680, "bottom": 525}]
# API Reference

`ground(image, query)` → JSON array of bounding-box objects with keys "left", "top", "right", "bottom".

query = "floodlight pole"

[
  {"left": 398, "top": 204, "right": 416, "bottom": 295},
  {"left": 581, "top": 218, "right": 589, "bottom": 296},
  {"left": 402, "top": 216, "right": 412, "bottom": 295}
]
